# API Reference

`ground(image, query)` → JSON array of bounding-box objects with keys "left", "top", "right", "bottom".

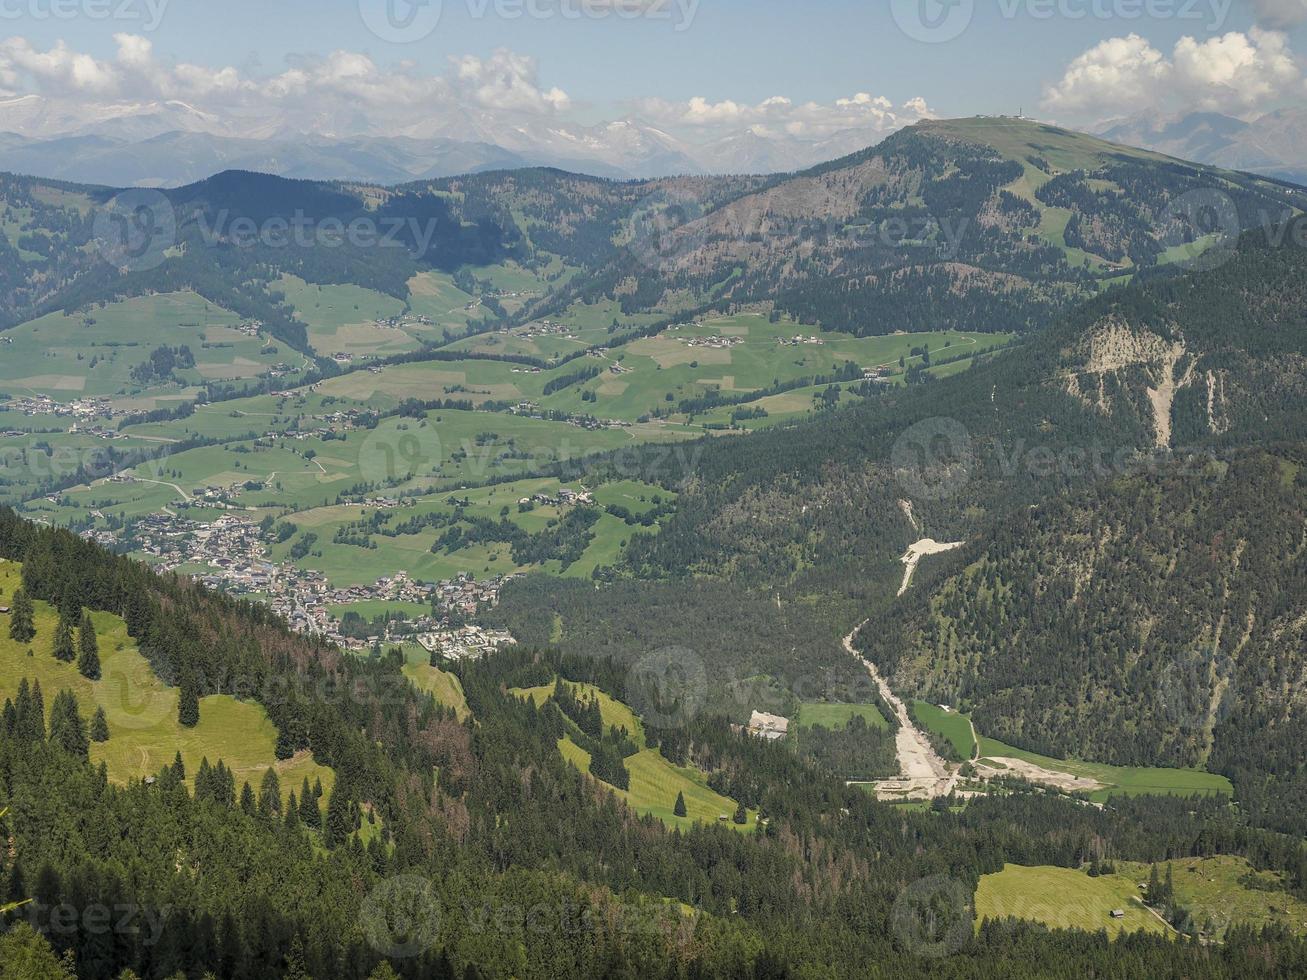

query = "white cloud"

[
  {"left": 1042, "top": 29, "right": 1304, "bottom": 120},
  {"left": 1249, "top": 0, "right": 1307, "bottom": 28},
  {"left": 633, "top": 91, "right": 935, "bottom": 140},
  {"left": 0, "top": 36, "right": 572, "bottom": 137}
]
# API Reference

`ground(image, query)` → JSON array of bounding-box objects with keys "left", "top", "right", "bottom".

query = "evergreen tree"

[
  {"left": 89, "top": 705, "right": 109, "bottom": 743},
  {"left": 673, "top": 791, "right": 687, "bottom": 818},
  {"left": 76, "top": 610, "right": 100, "bottom": 680},
  {"left": 172, "top": 752, "right": 186, "bottom": 781},
  {"left": 299, "top": 778, "right": 321, "bottom": 829},
  {"left": 258, "top": 769, "right": 281, "bottom": 819},
  {"left": 47, "top": 690, "right": 88, "bottom": 759},
  {"left": 239, "top": 782, "right": 256, "bottom": 817},
  {"left": 14, "top": 679, "right": 43, "bottom": 742},
  {"left": 733, "top": 802, "right": 747, "bottom": 825},
  {"left": 178, "top": 681, "right": 199, "bottom": 728},
  {"left": 323, "top": 786, "right": 351, "bottom": 848},
  {"left": 285, "top": 792, "right": 301, "bottom": 831},
  {"left": 274, "top": 724, "right": 295, "bottom": 761},
  {"left": 8, "top": 588, "right": 34, "bottom": 643},
  {"left": 52, "top": 612, "right": 75, "bottom": 663}
]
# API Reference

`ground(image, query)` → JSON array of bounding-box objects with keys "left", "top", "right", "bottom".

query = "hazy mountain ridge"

[{"left": 1102, "top": 107, "right": 1307, "bottom": 188}]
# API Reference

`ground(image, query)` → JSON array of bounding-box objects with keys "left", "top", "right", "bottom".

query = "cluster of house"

[
  {"left": 861, "top": 366, "right": 895, "bottom": 384},
  {"left": 232, "top": 320, "right": 264, "bottom": 338},
  {"left": 105, "top": 509, "right": 523, "bottom": 646},
  {"left": 738, "top": 710, "right": 790, "bottom": 741},
  {"left": 8, "top": 395, "right": 119, "bottom": 420},
  {"left": 515, "top": 320, "right": 575, "bottom": 340},
  {"left": 417, "top": 624, "right": 517, "bottom": 660},
  {"left": 778, "top": 335, "right": 825, "bottom": 346},
  {"left": 375, "top": 313, "right": 433, "bottom": 330},
  {"left": 683, "top": 335, "right": 743, "bottom": 350},
  {"left": 519, "top": 487, "right": 594, "bottom": 508}
]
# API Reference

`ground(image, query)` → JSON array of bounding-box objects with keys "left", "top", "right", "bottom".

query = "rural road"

[{"left": 843, "top": 624, "right": 955, "bottom": 795}]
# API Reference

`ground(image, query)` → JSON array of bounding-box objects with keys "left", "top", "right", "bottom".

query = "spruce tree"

[
  {"left": 285, "top": 792, "right": 301, "bottom": 831},
  {"left": 90, "top": 706, "right": 109, "bottom": 743},
  {"left": 47, "top": 690, "right": 88, "bottom": 759},
  {"left": 673, "top": 791, "right": 687, "bottom": 818},
  {"left": 258, "top": 769, "right": 281, "bottom": 819},
  {"left": 733, "top": 802, "right": 747, "bottom": 825},
  {"left": 172, "top": 752, "right": 186, "bottom": 781},
  {"left": 77, "top": 610, "right": 100, "bottom": 680},
  {"left": 239, "top": 782, "right": 256, "bottom": 816},
  {"left": 178, "top": 682, "right": 199, "bottom": 728},
  {"left": 323, "top": 786, "right": 351, "bottom": 848},
  {"left": 8, "top": 589, "right": 34, "bottom": 643},
  {"left": 299, "top": 778, "right": 321, "bottom": 829},
  {"left": 52, "top": 613, "right": 75, "bottom": 663}
]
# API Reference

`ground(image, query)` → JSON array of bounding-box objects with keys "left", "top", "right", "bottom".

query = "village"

[{"left": 80, "top": 510, "right": 519, "bottom": 652}]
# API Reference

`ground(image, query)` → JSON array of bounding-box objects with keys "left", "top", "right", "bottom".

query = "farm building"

[{"left": 747, "top": 710, "right": 790, "bottom": 741}]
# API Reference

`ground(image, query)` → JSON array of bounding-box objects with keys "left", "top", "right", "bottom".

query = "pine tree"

[
  {"left": 8, "top": 588, "right": 34, "bottom": 643},
  {"left": 323, "top": 786, "right": 351, "bottom": 848},
  {"left": 299, "top": 779, "right": 321, "bottom": 829},
  {"left": 172, "top": 752, "right": 186, "bottom": 781},
  {"left": 178, "top": 682, "right": 199, "bottom": 728},
  {"left": 52, "top": 613, "right": 75, "bottom": 663},
  {"left": 285, "top": 792, "right": 301, "bottom": 831},
  {"left": 89, "top": 706, "right": 109, "bottom": 743},
  {"left": 673, "top": 791, "right": 687, "bottom": 818},
  {"left": 258, "top": 769, "right": 281, "bottom": 819},
  {"left": 76, "top": 610, "right": 100, "bottom": 680},
  {"left": 239, "top": 782, "right": 256, "bottom": 816},
  {"left": 274, "top": 724, "right": 295, "bottom": 761},
  {"left": 14, "top": 679, "right": 42, "bottom": 742},
  {"left": 733, "top": 802, "right": 747, "bottom": 825},
  {"left": 47, "top": 690, "right": 88, "bottom": 759}
]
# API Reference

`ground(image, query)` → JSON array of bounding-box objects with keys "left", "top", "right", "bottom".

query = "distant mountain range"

[
  {"left": 0, "top": 95, "right": 891, "bottom": 184},
  {"left": 1100, "top": 108, "right": 1307, "bottom": 187}
]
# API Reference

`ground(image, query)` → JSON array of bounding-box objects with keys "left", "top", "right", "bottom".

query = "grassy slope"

[
  {"left": 0, "top": 561, "right": 333, "bottom": 805},
  {"left": 512, "top": 679, "right": 751, "bottom": 831},
  {"left": 976, "top": 864, "right": 1169, "bottom": 938},
  {"left": 979, "top": 857, "right": 1307, "bottom": 940},
  {"left": 1114, "top": 856, "right": 1307, "bottom": 938},
  {"left": 795, "top": 702, "right": 889, "bottom": 731},
  {"left": 401, "top": 646, "right": 470, "bottom": 721},
  {"left": 977, "top": 735, "right": 1232, "bottom": 802},
  {"left": 912, "top": 701, "right": 975, "bottom": 759}
]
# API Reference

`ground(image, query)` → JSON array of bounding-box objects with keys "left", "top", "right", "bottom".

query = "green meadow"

[
  {"left": 795, "top": 702, "right": 890, "bottom": 731},
  {"left": 0, "top": 292, "right": 290, "bottom": 407},
  {"left": 912, "top": 701, "right": 976, "bottom": 759},
  {"left": 401, "top": 646, "right": 470, "bottom": 721},
  {"left": 976, "top": 735, "right": 1232, "bottom": 802},
  {"left": 976, "top": 864, "right": 1168, "bottom": 938},
  {"left": 0, "top": 561, "right": 333, "bottom": 805}
]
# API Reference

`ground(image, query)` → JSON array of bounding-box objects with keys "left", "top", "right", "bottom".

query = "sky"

[{"left": 1, "top": 0, "right": 1306, "bottom": 142}]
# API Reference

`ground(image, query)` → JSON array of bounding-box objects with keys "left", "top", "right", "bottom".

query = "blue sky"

[{"left": 3, "top": 0, "right": 1306, "bottom": 139}]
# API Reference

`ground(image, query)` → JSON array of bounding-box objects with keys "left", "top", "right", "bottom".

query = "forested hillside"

[
  {"left": 491, "top": 217, "right": 1307, "bottom": 823},
  {"left": 7, "top": 508, "right": 1307, "bottom": 976}
]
